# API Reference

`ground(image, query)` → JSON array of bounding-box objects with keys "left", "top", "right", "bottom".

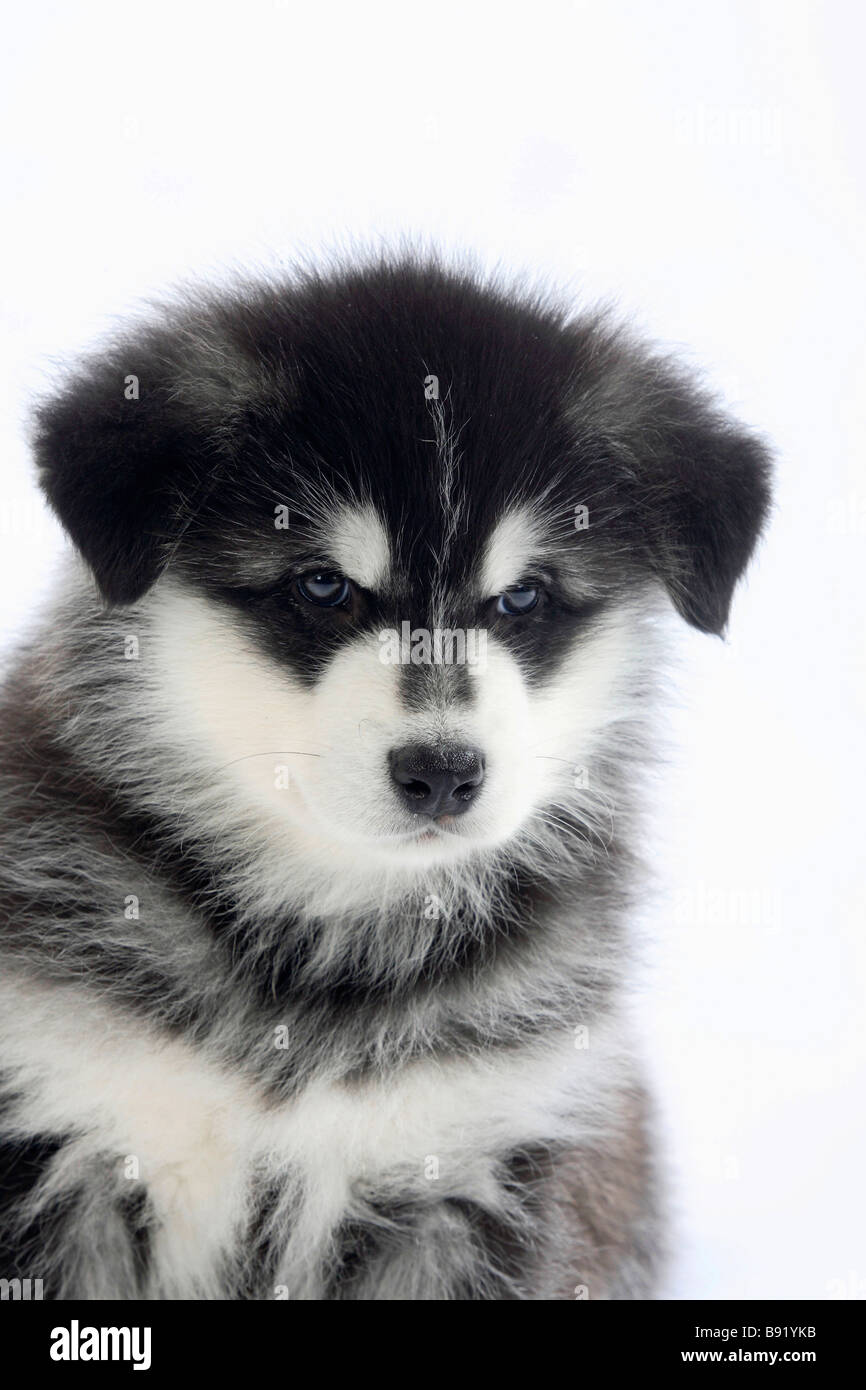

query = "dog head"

[{"left": 35, "top": 259, "right": 771, "bottom": 876}]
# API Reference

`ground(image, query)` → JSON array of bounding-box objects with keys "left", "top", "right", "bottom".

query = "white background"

[{"left": 1, "top": 0, "right": 863, "bottom": 1299}]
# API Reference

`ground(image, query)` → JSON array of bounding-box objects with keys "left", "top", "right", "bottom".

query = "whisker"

[{"left": 214, "top": 750, "right": 324, "bottom": 773}]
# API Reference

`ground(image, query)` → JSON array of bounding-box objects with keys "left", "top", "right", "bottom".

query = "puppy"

[{"left": 0, "top": 256, "right": 770, "bottom": 1299}]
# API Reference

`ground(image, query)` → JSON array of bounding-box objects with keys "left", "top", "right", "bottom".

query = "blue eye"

[
  {"left": 497, "top": 584, "right": 539, "bottom": 616},
  {"left": 297, "top": 572, "right": 351, "bottom": 607}
]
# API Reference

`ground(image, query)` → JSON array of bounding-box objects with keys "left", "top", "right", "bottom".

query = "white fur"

[
  {"left": 480, "top": 505, "right": 544, "bottom": 596},
  {"left": 327, "top": 501, "right": 392, "bottom": 591}
]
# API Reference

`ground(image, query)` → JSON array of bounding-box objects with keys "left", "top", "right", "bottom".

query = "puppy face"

[
  {"left": 146, "top": 507, "right": 646, "bottom": 873},
  {"left": 35, "top": 260, "right": 771, "bottom": 874}
]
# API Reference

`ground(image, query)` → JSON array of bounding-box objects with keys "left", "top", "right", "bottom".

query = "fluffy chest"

[{"left": 1, "top": 975, "right": 624, "bottom": 1295}]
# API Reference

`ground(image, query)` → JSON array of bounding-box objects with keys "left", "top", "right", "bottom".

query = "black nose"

[{"left": 389, "top": 743, "right": 485, "bottom": 818}]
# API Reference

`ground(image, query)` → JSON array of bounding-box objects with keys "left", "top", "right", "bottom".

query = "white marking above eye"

[
  {"left": 325, "top": 502, "right": 392, "bottom": 591},
  {"left": 480, "top": 505, "right": 544, "bottom": 598}
]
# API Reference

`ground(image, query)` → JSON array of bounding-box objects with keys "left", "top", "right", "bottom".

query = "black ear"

[
  {"left": 577, "top": 335, "right": 773, "bottom": 635},
  {"left": 636, "top": 411, "right": 772, "bottom": 635},
  {"left": 33, "top": 316, "right": 256, "bottom": 604}
]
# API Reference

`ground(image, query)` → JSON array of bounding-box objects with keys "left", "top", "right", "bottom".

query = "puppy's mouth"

[
  {"left": 397, "top": 817, "right": 462, "bottom": 844},
  {"left": 408, "top": 818, "right": 459, "bottom": 842}
]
